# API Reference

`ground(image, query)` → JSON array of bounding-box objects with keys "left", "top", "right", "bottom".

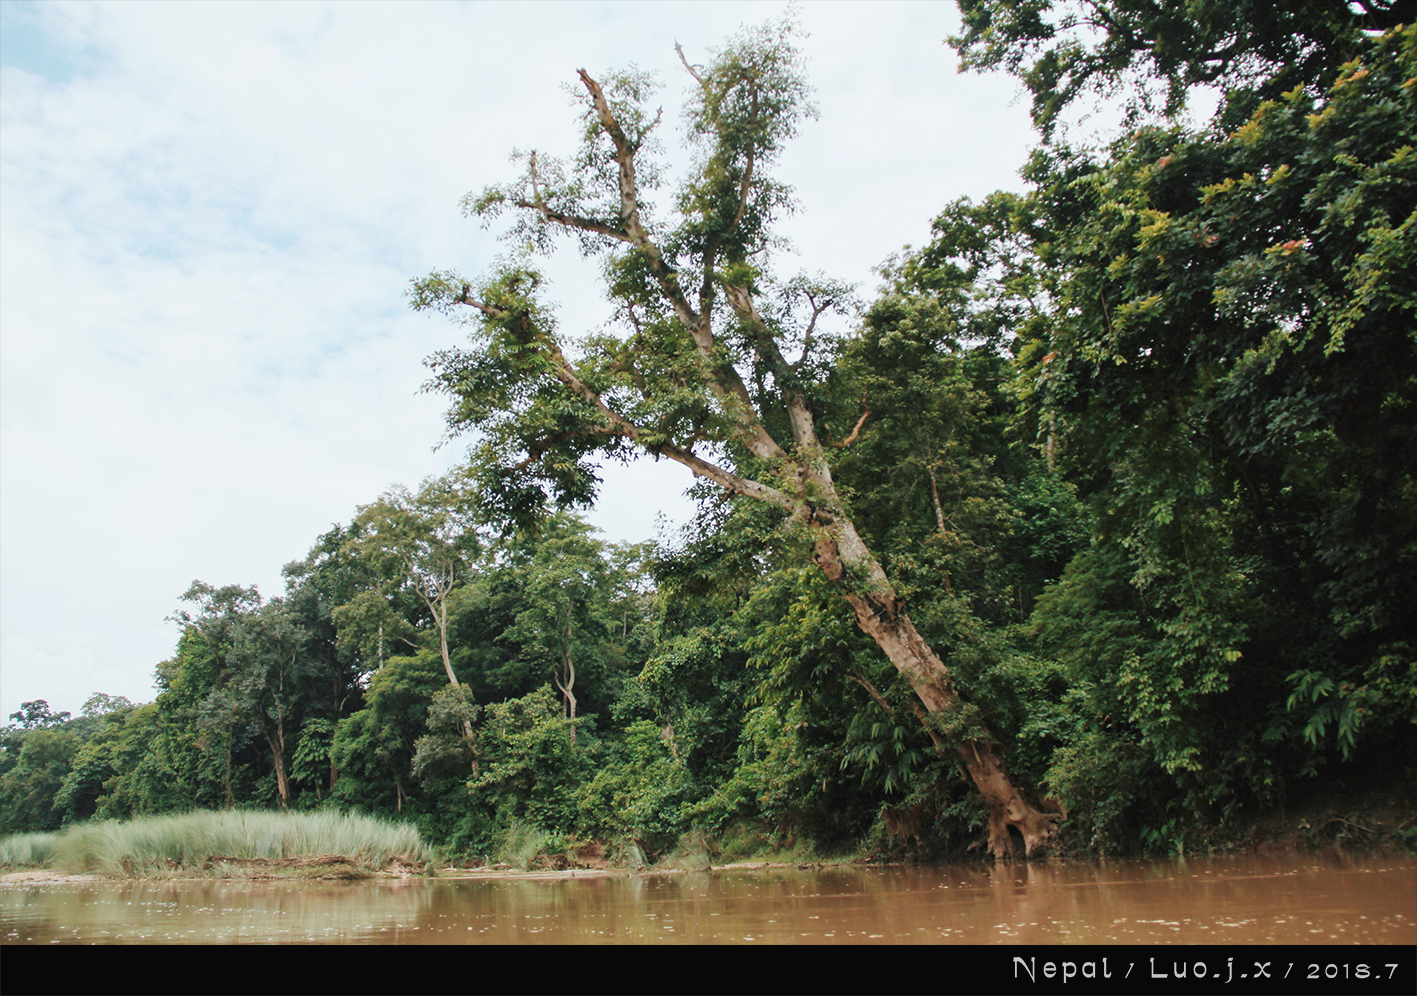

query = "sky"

[{"left": 0, "top": 0, "right": 1045, "bottom": 720}]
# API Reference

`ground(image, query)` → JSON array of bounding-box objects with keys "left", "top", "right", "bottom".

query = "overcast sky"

[{"left": 0, "top": 0, "right": 1046, "bottom": 720}]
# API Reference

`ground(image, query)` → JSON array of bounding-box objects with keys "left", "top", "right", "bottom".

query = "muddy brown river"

[{"left": 2, "top": 851, "right": 1413, "bottom": 945}]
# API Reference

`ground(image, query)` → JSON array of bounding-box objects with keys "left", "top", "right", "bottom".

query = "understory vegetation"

[{"left": 3, "top": 5, "right": 1413, "bottom": 868}]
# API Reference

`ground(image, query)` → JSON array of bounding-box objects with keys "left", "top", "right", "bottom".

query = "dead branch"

[
  {"left": 674, "top": 41, "right": 707, "bottom": 87},
  {"left": 834, "top": 408, "right": 870, "bottom": 448}
]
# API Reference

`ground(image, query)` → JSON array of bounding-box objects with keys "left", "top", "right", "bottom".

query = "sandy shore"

[{"left": 0, "top": 870, "right": 106, "bottom": 885}]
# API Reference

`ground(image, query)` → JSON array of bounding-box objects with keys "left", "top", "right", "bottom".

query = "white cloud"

[{"left": 1, "top": 1, "right": 1037, "bottom": 718}]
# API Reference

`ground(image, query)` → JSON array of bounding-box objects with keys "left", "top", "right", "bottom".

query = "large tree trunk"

[{"left": 809, "top": 515, "right": 1057, "bottom": 860}]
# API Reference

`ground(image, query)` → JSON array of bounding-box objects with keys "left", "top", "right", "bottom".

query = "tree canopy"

[{"left": 951, "top": 0, "right": 1408, "bottom": 135}]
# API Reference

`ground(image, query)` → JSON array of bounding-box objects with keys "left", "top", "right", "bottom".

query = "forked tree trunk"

[
  {"left": 809, "top": 515, "right": 1058, "bottom": 859},
  {"left": 553, "top": 606, "right": 578, "bottom": 744}
]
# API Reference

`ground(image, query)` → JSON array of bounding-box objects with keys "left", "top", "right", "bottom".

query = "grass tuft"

[
  {"left": 498, "top": 820, "right": 547, "bottom": 870},
  {"left": 35, "top": 810, "right": 435, "bottom": 877},
  {"left": 0, "top": 832, "right": 59, "bottom": 868}
]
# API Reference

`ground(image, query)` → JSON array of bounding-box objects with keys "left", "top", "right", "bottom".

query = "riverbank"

[{"left": 4, "top": 776, "right": 1412, "bottom": 887}]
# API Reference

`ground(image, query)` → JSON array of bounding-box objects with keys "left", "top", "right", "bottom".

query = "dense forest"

[{"left": 3, "top": 2, "right": 1413, "bottom": 862}]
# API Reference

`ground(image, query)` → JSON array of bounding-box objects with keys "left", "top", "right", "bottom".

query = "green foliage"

[
  {"left": 0, "top": 728, "right": 79, "bottom": 833},
  {"left": 951, "top": 0, "right": 1402, "bottom": 136},
  {"left": 81, "top": 694, "right": 136, "bottom": 718},
  {"left": 976, "top": 18, "right": 1417, "bottom": 845},
  {"left": 1028, "top": 23, "right": 1415, "bottom": 765},
  {"left": 576, "top": 718, "right": 689, "bottom": 845},
  {"left": 1287, "top": 651, "right": 1417, "bottom": 763},
  {"left": 53, "top": 702, "right": 152, "bottom": 824},
  {"left": 496, "top": 819, "right": 549, "bottom": 871},
  {"left": 492, "top": 513, "right": 619, "bottom": 723},
  {"left": 8, "top": 701, "right": 71, "bottom": 730},
  {"left": 290, "top": 717, "right": 337, "bottom": 798},
  {"left": 411, "top": 685, "right": 479, "bottom": 790},
  {"left": 466, "top": 686, "right": 588, "bottom": 836},
  {"left": 330, "top": 651, "right": 446, "bottom": 814}
]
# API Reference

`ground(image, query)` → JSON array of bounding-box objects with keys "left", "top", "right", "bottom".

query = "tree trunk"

[
  {"left": 436, "top": 601, "right": 457, "bottom": 687},
  {"left": 555, "top": 640, "right": 577, "bottom": 746},
  {"left": 223, "top": 737, "right": 234, "bottom": 809},
  {"left": 431, "top": 597, "right": 476, "bottom": 742},
  {"left": 264, "top": 724, "right": 290, "bottom": 809},
  {"left": 270, "top": 743, "right": 290, "bottom": 809},
  {"left": 809, "top": 515, "right": 1057, "bottom": 859}
]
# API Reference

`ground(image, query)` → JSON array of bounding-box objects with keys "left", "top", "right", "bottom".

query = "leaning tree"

[{"left": 409, "top": 18, "right": 1057, "bottom": 858}]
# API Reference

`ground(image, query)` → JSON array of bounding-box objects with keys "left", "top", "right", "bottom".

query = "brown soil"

[{"left": 1236, "top": 780, "right": 1417, "bottom": 854}]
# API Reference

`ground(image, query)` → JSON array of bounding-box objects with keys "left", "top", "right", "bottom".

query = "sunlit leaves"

[
  {"left": 950, "top": 0, "right": 1401, "bottom": 137},
  {"left": 1018, "top": 23, "right": 1417, "bottom": 808}
]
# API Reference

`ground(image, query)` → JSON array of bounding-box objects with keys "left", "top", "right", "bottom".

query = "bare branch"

[
  {"left": 575, "top": 69, "right": 714, "bottom": 336},
  {"left": 833, "top": 407, "right": 870, "bottom": 448},
  {"left": 849, "top": 668, "right": 894, "bottom": 717},
  {"left": 674, "top": 41, "right": 707, "bottom": 87},
  {"left": 542, "top": 344, "right": 791, "bottom": 508},
  {"left": 793, "top": 291, "right": 834, "bottom": 370},
  {"left": 570, "top": 68, "right": 794, "bottom": 469},
  {"left": 723, "top": 283, "right": 820, "bottom": 454},
  {"left": 577, "top": 68, "right": 651, "bottom": 246},
  {"left": 910, "top": 701, "right": 947, "bottom": 752},
  {"left": 453, "top": 283, "right": 506, "bottom": 320}
]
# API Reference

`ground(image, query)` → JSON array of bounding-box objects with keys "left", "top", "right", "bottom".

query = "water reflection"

[{"left": 2, "top": 852, "right": 1413, "bottom": 944}]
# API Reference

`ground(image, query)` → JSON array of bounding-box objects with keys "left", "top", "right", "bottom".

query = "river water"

[{"left": 1, "top": 852, "right": 1413, "bottom": 945}]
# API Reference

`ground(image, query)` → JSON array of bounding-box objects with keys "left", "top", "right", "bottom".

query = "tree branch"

[
  {"left": 577, "top": 69, "right": 651, "bottom": 244},
  {"left": 848, "top": 668, "right": 894, "bottom": 717},
  {"left": 833, "top": 408, "right": 870, "bottom": 448},
  {"left": 574, "top": 70, "right": 788, "bottom": 465},
  {"left": 450, "top": 288, "right": 792, "bottom": 510},
  {"left": 543, "top": 345, "right": 791, "bottom": 508},
  {"left": 512, "top": 199, "right": 633, "bottom": 243},
  {"left": 793, "top": 291, "right": 833, "bottom": 370},
  {"left": 723, "top": 283, "right": 821, "bottom": 454},
  {"left": 674, "top": 42, "right": 707, "bottom": 87},
  {"left": 725, "top": 84, "right": 758, "bottom": 237}
]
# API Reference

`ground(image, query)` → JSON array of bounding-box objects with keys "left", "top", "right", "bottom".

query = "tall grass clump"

[
  {"left": 0, "top": 832, "right": 59, "bottom": 868},
  {"left": 660, "top": 832, "right": 715, "bottom": 871},
  {"left": 51, "top": 810, "right": 436, "bottom": 877},
  {"left": 498, "top": 820, "right": 548, "bottom": 870}
]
